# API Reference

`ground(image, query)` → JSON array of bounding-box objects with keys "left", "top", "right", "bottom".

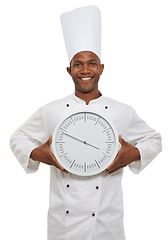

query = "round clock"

[{"left": 51, "top": 111, "right": 120, "bottom": 176}]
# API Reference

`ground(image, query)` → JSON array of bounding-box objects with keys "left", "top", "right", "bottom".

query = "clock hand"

[
  {"left": 63, "top": 132, "right": 85, "bottom": 144},
  {"left": 62, "top": 132, "right": 99, "bottom": 150},
  {"left": 84, "top": 141, "right": 100, "bottom": 150}
]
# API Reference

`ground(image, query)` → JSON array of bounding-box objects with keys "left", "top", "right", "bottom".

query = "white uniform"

[{"left": 10, "top": 94, "right": 162, "bottom": 240}]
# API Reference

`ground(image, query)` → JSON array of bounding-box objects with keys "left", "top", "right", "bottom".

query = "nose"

[{"left": 80, "top": 64, "right": 90, "bottom": 74}]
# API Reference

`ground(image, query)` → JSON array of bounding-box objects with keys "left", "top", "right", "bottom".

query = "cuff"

[
  {"left": 129, "top": 146, "right": 146, "bottom": 174},
  {"left": 22, "top": 144, "right": 40, "bottom": 174}
]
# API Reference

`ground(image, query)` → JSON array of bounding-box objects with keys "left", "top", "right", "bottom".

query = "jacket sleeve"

[
  {"left": 10, "top": 108, "right": 47, "bottom": 174},
  {"left": 125, "top": 108, "right": 162, "bottom": 174}
]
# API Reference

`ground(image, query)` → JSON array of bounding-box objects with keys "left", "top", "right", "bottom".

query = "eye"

[
  {"left": 74, "top": 63, "right": 81, "bottom": 67},
  {"left": 90, "top": 62, "right": 96, "bottom": 66}
]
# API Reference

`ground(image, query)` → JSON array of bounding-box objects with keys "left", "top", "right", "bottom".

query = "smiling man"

[
  {"left": 67, "top": 51, "right": 104, "bottom": 104},
  {"left": 10, "top": 6, "right": 162, "bottom": 240}
]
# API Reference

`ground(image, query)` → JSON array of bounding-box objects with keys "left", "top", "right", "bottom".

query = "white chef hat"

[{"left": 60, "top": 5, "right": 101, "bottom": 62}]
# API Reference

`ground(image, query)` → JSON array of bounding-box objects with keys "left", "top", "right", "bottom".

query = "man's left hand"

[{"left": 103, "top": 135, "right": 140, "bottom": 174}]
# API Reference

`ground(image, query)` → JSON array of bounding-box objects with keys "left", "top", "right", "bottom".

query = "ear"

[
  {"left": 100, "top": 64, "right": 104, "bottom": 75},
  {"left": 67, "top": 67, "right": 72, "bottom": 76}
]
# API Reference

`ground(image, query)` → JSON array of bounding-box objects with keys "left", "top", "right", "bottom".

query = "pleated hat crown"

[{"left": 60, "top": 6, "right": 101, "bottom": 62}]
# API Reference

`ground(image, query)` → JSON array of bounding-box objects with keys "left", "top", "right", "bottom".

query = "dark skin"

[
  {"left": 30, "top": 51, "right": 140, "bottom": 174},
  {"left": 67, "top": 51, "right": 104, "bottom": 105}
]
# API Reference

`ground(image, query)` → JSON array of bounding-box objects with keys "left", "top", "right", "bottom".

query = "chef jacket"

[{"left": 10, "top": 94, "right": 162, "bottom": 240}]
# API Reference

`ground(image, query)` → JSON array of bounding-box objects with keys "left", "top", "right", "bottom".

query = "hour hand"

[{"left": 84, "top": 141, "right": 99, "bottom": 150}]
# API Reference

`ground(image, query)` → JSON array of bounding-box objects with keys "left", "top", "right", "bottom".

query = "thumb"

[
  {"left": 48, "top": 135, "right": 53, "bottom": 146},
  {"left": 118, "top": 135, "right": 125, "bottom": 146}
]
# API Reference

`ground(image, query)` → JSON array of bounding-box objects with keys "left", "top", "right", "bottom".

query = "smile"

[
  {"left": 81, "top": 78, "right": 91, "bottom": 81},
  {"left": 79, "top": 77, "right": 93, "bottom": 81}
]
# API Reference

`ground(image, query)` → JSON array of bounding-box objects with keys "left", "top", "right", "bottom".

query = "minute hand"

[
  {"left": 63, "top": 132, "right": 99, "bottom": 150},
  {"left": 63, "top": 132, "right": 85, "bottom": 144}
]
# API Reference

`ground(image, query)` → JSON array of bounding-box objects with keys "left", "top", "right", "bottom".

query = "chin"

[
  {"left": 78, "top": 84, "right": 98, "bottom": 94},
  {"left": 78, "top": 87, "right": 95, "bottom": 94}
]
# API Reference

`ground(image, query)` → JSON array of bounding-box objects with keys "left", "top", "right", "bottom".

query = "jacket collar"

[{"left": 72, "top": 92, "right": 103, "bottom": 105}]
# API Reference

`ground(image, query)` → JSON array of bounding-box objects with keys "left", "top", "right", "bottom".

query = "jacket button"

[
  {"left": 66, "top": 210, "right": 69, "bottom": 214},
  {"left": 96, "top": 186, "right": 99, "bottom": 190},
  {"left": 67, "top": 184, "right": 70, "bottom": 188},
  {"left": 105, "top": 106, "right": 108, "bottom": 109},
  {"left": 92, "top": 213, "right": 95, "bottom": 217},
  {"left": 66, "top": 104, "right": 70, "bottom": 107}
]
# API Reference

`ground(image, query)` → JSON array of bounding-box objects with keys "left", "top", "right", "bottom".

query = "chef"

[{"left": 10, "top": 5, "right": 162, "bottom": 240}]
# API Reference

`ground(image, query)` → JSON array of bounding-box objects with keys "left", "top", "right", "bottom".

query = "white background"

[{"left": 0, "top": 0, "right": 168, "bottom": 239}]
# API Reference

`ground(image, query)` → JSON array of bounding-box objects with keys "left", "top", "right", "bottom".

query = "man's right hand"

[{"left": 30, "top": 135, "right": 68, "bottom": 173}]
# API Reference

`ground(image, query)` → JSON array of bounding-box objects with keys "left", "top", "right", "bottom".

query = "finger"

[
  {"left": 107, "top": 162, "right": 122, "bottom": 173},
  {"left": 107, "top": 159, "right": 129, "bottom": 174},
  {"left": 108, "top": 165, "right": 123, "bottom": 174},
  {"left": 103, "top": 156, "right": 122, "bottom": 174},
  {"left": 53, "top": 157, "right": 64, "bottom": 171},
  {"left": 48, "top": 135, "right": 69, "bottom": 174},
  {"left": 48, "top": 135, "right": 52, "bottom": 146},
  {"left": 103, "top": 152, "right": 120, "bottom": 173},
  {"left": 103, "top": 161, "right": 119, "bottom": 173},
  {"left": 119, "top": 135, "right": 125, "bottom": 146},
  {"left": 47, "top": 137, "right": 64, "bottom": 171},
  {"left": 46, "top": 135, "right": 52, "bottom": 148},
  {"left": 50, "top": 152, "right": 68, "bottom": 173},
  {"left": 54, "top": 161, "right": 68, "bottom": 174},
  {"left": 118, "top": 135, "right": 122, "bottom": 143}
]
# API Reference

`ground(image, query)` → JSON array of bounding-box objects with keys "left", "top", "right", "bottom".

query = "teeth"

[{"left": 81, "top": 78, "right": 91, "bottom": 81}]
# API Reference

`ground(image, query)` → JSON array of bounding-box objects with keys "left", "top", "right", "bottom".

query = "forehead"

[{"left": 71, "top": 51, "right": 100, "bottom": 63}]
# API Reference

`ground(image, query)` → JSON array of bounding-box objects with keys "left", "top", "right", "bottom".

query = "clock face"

[{"left": 51, "top": 111, "right": 119, "bottom": 176}]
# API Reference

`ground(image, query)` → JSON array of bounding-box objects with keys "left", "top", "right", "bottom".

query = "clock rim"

[{"left": 51, "top": 110, "right": 120, "bottom": 176}]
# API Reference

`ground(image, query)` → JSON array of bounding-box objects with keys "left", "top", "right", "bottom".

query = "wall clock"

[{"left": 51, "top": 111, "right": 120, "bottom": 176}]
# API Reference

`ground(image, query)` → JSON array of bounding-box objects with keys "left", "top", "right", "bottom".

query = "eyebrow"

[
  {"left": 74, "top": 60, "right": 82, "bottom": 63},
  {"left": 71, "top": 58, "right": 100, "bottom": 67},
  {"left": 74, "top": 59, "right": 97, "bottom": 63},
  {"left": 89, "top": 59, "right": 97, "bottom": 62}
]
